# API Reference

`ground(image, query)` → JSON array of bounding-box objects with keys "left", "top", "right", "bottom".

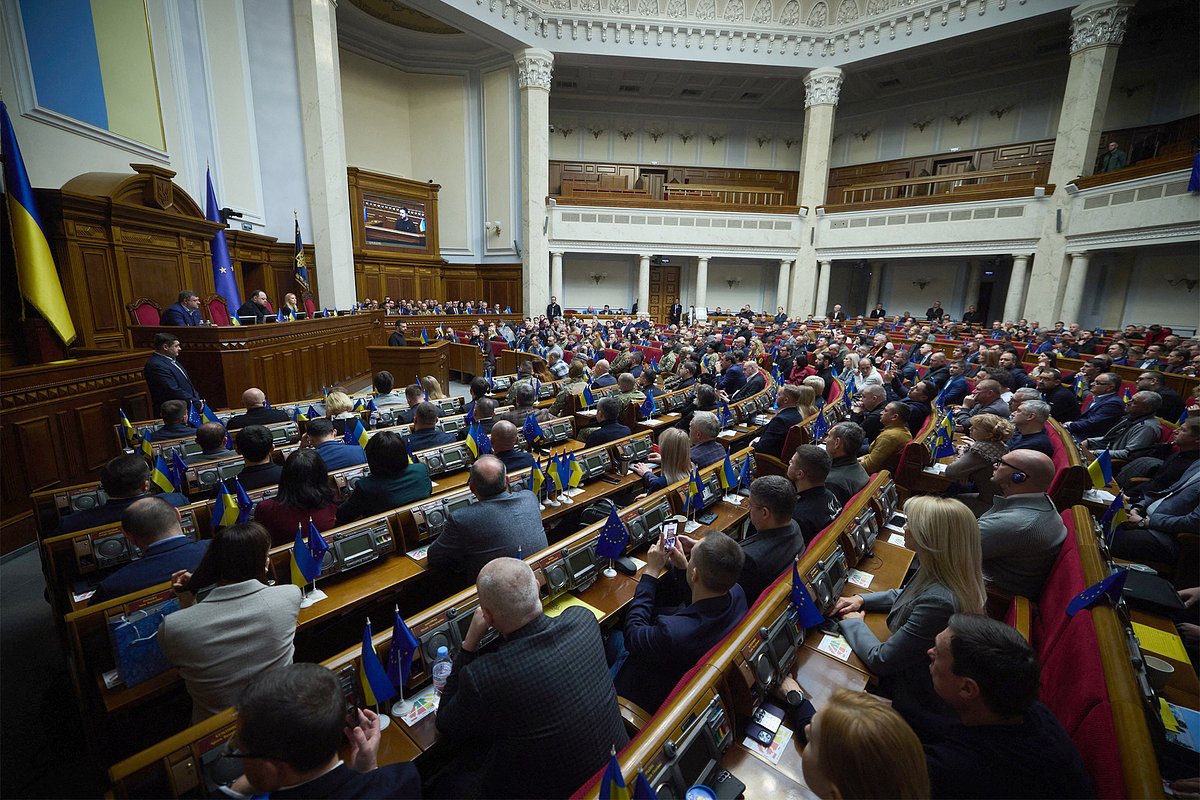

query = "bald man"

[
  {"left": 491, "top": 420, "right": 534, "bottom": 472},
  {"left": 977, "top": 449, "right": 1067, "bottom": 597},
  {"left": 435, "top": 559, "right": 626, "bottom": 798},
  {"left": 959, "top": 379, "right": 1009, "bottom": 431},
  {"left": 226, "top": 388, "right": 291, "bottom": 430}
]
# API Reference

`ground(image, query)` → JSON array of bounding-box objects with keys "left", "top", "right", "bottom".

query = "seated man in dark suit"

[
  {"left": 753, "top": 384, "right": 804, "bottom": 459},
  {"left": 689, "top": 411, "right": 728, "bottom": 468},
  {"left": 234, "top": 425, "right": 283, "bottom": 490},
  {"left": 825, "top": 422, "right": 870, "bottom": 505},
  {"left": 591, "top": 359, "right": 617, "bottom": 389},
  {"left": 235, "top": 664, "right": 420, "bottom": 799},
  {"left": 584, "top": 397, "right": 632, "bottom": 448},
  {"left": 404, "top": 402, "right": 454, "bottom": 454},
  {"left": 184, "top": 422, "right": 233, "bottom": 465},
  {"left": 304, "top": 418, "right": 366, "bottom": 470},
  {"left": 226, "top": 388, "right": 291, "bottom": 430},
  {"left": 90, "top": 497, "right": 209, "bottom": 604},
  {"left": 1006, "top": 400, "right": 1054, "bottom": 457},
  {"left": 435, "top": 558, "right": 626, "bottom": 799},
  {"left": 901, "top": 381, "right": 936, "bottom": 437},
  {"left": 160, "top": 290, "right": 203, "bottom": 326},
  {"left": 474, "top": 396, "right": 499, "bottom": 434},
  {"left": 1035, "top": 369, "right": 1081, "bottom": 423},
  {"left": 461, "top": 376, "right": 490, "bottom": 421},
  {"left": 156, "top": 399, "right": 197, "bottom": 440},
  {"left": 427, "top": 456, "right": 548, "bottom": 584},
  {"left": 726, "top": 359, "right": 767, "bottom": 402},
  {"left": 788, "top": 445, "right": 843, "bottom": 545},
  {"left": 394, "top": 384, "right": 426, "bottom": 425},
  {"left": 235, "top": 290, "right": 271, "bottom": 324},
  {"left": 737, "top": 477, "right": 805, "bottom": 602},
  {"left": 58, "top": 454, "right": 190, "bottom": 534},
  {"left": 1136, "top": 371, "right": 1184, "bottom": 423},
  {"left": 715, "top": 352, "right": 746, "bottom": 395},
  {"left": 906, "top": 614, "right": 1093, "bottom": 799},
  {"left": 849, "top": 385, "right": 887, "bottom": 450},
  {"left": 614, "top": 531, "right": 747, "bottom": 713},
  {"left": 491, "top": 421, "right": 534, "bottom": 472},
  {"left": 1065, "top": 372, "right": 1125, "bottom": 440}
]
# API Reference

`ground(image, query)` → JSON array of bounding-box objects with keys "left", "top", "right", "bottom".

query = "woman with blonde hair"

[
  {"left": 324, "top": 390, "right": 356, "bottom": 420},
  {"left": 795, "top": 384, "right": 819, "bottom": 420},
  {"left": 944, "top": 413, "right": 1014, "bottom": 511},
  {"left": 801, "top": 688, "right": 930, "bottom": 800},
  {"left": 833, "top": 495, "right": 986, "bottom": 708},
  {"left": 421, "top": 375, "right": 448, "bottom": 401},
  {"left": 631, "top": 428, "right": 692, "bottom": 492}
]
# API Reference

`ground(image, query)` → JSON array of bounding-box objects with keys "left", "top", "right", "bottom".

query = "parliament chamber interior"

[{"left": 1, "top": 0, "right": 1199, "bottom": 797}]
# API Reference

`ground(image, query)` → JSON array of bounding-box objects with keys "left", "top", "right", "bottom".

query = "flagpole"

[
  {"left": 376, "top": 701, "right": 391, "bottom": 730},
  {"left": 603, "top": 558, "right": 617, "bottom": 579},
  {"left": 303, "top": 518, "right": 328, "bottom": 606}
]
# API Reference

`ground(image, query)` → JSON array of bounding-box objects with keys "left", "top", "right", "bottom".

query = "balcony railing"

[{"left": 837, "top": 164, "right": 1050, "bottom": 205}]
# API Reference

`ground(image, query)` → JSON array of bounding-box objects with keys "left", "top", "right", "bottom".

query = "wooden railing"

[
  {"left": 662, "top": 184, "right": 788, "bottom": 206},
  {"left": 1068, "top": 152, "right": 1195, "bottom": 192},
  {"left": 839, "top": 164, "right": 1049, "bottom": 204}
]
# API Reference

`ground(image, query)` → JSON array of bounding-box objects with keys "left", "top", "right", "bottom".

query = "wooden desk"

[
  {"left": 1130, "top": 608, "right": 1200, "bottom": 710},
  {"left": 130, "top": 313, "right": 385, "bottom": 409},
  {"left": 721, "top": 736, "right": 811, "bottom": 800},
  {"left": 366, "top": 340, "right": 452, "bottom": 395},
  {"left": 297, "top": 556, "right": 425, "bottom": 629}
]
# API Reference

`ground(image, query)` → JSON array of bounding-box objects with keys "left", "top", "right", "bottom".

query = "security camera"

[{"left": 548, "top": 124, "right": 556, "bottom": 134}]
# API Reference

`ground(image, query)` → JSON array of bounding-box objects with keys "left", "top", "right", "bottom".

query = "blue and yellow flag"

[
  {"left": 531, "top": 456, "right": 546, "bottom": 498},
  {"left": 293, "top": 406, "right": 309, "bottom": 423},
  {"left": 568, "top": 451, "right": 583, "bottom": 488},
  {"left": 932, "top": 410, "right": 956, "bottom": 460},
  {"left": 632, "top": 770, "right": 658, "bottom": 800},
  {"left": 1, "top": 102, "right": 76, "bottom": 344},
  {"left": 1072, "top": 371, "right": 1088, "bottom": 400},
  {"left": 547, "top": 454, "right": 564, "bottom": 491},
  {"left": 466, "top": 421, "right": 491, "bottom": 457},
  {"left": 582, "top": 384, "right": 595, "bottom": 408},
  {"left": 1088, "top": 449, "right": 1113, "bottom": 489},
  {"left": 345, "top": 418, "right": 368, "bottom": 448},
  {"left": 360, "top": 618, "right": 398, "bottom": 706},
  {"left": 213, "top": 480, "right": 239, "bottom": 529},
  {"left": 719, "top": 452, "right": 737, "bottom": 490},
  {"left": 1099, "top": 494, "right": 1130, "bottom": 545},
  {"left": 598, "top": 751, "right": 629, "bottom": 800},
  {"left": 205, "top": 168, "right": 242, "bottom": 310},
  {"left": 150, "top": 455, "right": 176, "bottom": 494},
  {"left": 141, "top": 429, "right": 154, "bottom": 460},
  {"left": 1122, "top": 385, "right": 1133, "bottom": 404},
  {"left": 201, "top": 403, "right": 220, "bottom": 424},
  {"left": 293, "top": 213, "right": 309, "bottom": 291},
  {"left": 420, "top": 328, "right": 430, "bottom": 345},
  {"left": 118, "top": 409, "right": 136, "bottom": 448},
  {"left": 290, "top": 525, "right": 318, "bottom": 585}
]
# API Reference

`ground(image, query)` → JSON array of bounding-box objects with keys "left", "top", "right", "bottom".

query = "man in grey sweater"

[{"left": 977, "top": 449, "right": 1066, "bottom": 598}]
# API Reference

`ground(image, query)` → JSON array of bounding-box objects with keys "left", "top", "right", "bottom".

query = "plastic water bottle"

[{"left": 431, "top": 646, "right": 452, "bottom": 696}]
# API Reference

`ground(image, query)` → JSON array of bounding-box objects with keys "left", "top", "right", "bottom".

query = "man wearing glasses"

[
  {"left": 1065, "top": 372, "right": 1125, "bottom": 440},
  {"left": 976, "top": 450, "right": 1066, "bottom": 599}
]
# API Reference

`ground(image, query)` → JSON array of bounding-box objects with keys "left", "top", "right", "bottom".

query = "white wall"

[
  {"left": 1119, "top": 244, "right": 1200, "bottom": 334},
  {"left": 339, "top": 50, "right": 414, "bottom": 179},
  {"left": 561, "top": 254, "right": 637, "bottom": 310},
  {"left": 481, "top": 66, "right": 516, "bottom": 260},
  {"left": 878, "top": 260, "right": 968, "bottom": 320},
  {"left": 704, "top": 259, "right": 772, "bottom": 312},
  {"left": 409, "top": 74, "right": 470, "bottom": 253}
]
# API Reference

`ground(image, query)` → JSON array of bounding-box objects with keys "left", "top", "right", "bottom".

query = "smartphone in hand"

[{"left": 662, "top": 521, "right": 679, "bottom": 552}]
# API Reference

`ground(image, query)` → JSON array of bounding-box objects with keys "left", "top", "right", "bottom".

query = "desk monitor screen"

[
  {"left": 675, "top": 724, "right": 718, "bottom": 790},
  {"left": 332, "top": 530, "right": 376, "bottom": 572},
  {"left": 217, "top": 461, "right": 244, "bottom": 481},
  {"left": 767, "top": 615, "right": 798, "bottom": 673},
  {"left": 544, "top": 419, "right": 572, "bottom": 443},
  {"left": 439, "top": 418, "right": 466, "bottom": 437},
  {"left": 579, "top": 452, "right": 609, "bottom": 480},
  {"left": 567, "top": 546, "right": 597, "bottom": 589},
  {"left": 644, "top": 503, "right": 669, "bottom": 538},
  {"left": 492, "top": 377, "right": 511, "bottom": 391},
  {"left": 446, "top": 493, "right": 474, "bottom": 516},
  {"left": 880, "top": 481, "right": 899, "bottom": 518}
]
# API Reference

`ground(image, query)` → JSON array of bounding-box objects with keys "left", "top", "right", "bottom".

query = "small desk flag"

[
  {"left": 522, "top": 413, "right": 544, "bottom": 445},
  {"left": 386, "top": 607, "right": 420, "bottom": 689},
  {"left": 596, "top": 504, "right": 629, "bottom": 560},
  {"left": 360, "top": 618, "right": 398, "bottom": 706},
  {"left": 598, "top": 751, "right": 629, "bottom": 800},
  {"left": 932, "top": 411, "right": 956, "bottom": 460},
  {"left": 719, "top": 453, "right": 737, "bottom": 490},
  {"left": 1067, "top": 570, "right": 1128, "bottom": 616},
  {"left": 150, "top": 455, "right": 176, "bottom": 494},
  {"left": 791, "top": 561, "right": 825, "bottom": 629},
  {"left": 1088, "top": 450, "right": 1113, "bottom": 489}
]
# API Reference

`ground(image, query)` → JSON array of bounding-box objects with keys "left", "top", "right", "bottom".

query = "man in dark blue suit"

[
  {"left": 235, "top": 664, "right": 421, "bottom": 799},
  {"left": 404, "top": 402, "right": 455, "bottom": 454},
  {"left": 160, "top": 290, "right": 203, "bottom": 326},
  {"left": 156, "top": 399, "right": 197, "bottom": 440},
  {"left": 583, "top": 397, "right": 631, "bottom": 448},
  {"left": 614, "top": 530, "right": 747, "bottom": 713},
  {"left": 143, "top": 333, "right": 201, "bottom": 414},
  {"left": 304, "top": 418, "right": 366, "bottom": 470},
  {"left": 1065, "top": 373, "right": 1125, "bottom": 440},
  {"left": 753, "top": 383, "right": 804, "bottom": 459},
  {"left": 90, "top": 497, "right": 208, "bottom": 604},
  {"left": 58, "top": 455, "right": 189, "bottom": 535},
  {"left": 491, "top": 421, "right": 534, "bottom": 472}
]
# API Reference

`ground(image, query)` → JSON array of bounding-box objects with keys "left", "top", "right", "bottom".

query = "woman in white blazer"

[{"left": 158, "top": 522, "right": 302, "bottom": 722}]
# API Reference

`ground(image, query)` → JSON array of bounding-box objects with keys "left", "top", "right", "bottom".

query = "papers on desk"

[
  {"left": 577, "top": 409, "right": 597, "bottom": 416},
  {"left": 429, "top": 480, "right": 438, "bottom": 489},
  {"left": 543, "top": 593, "right": 603, "bottom": 621},
  {"left": 847, "top": 568, "right": 874, "bottom": 589},
  {"left": 407, "top": 545, "right": 430, "bottom": 560},
  {"left": 1083, "top": 488, "right": 1116, "bottom": 503},
  {"left": 887, "top": 533, "right": 907, "bottom": 547},
  {"left": 73, "top": 588, "right": 97, "bottom": 604},
  {"left": 684, "top": 520, "right": 703, "bottom": 533},
  {"left": 922, "top": 463, "right": 948, "bottom": 475},
  {"left": 722, "top": 494, "right": 743, "bottom": 505},
  {"left": 1133, "top": 622, "right": 1191, "bottom": 662},
  {"left": 817, "top": 634, "right": 853, "bottom": 662},
  {"left": 641, "top": 418, "right": 666, "bottom": 426},
  {"left": 718, "top": 430, "right": 738, "bottom": 438},
  {"left": 395, "top": 685, "right": 439, "bottom": 727},
  {"left": 1163, "top": 701, "right": 1200, "bottom": 753},
  {"left": 742, "top": 723, "right": 793, "bottom": 766}
]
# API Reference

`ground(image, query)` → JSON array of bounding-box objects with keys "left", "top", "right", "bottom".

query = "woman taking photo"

[
  {"left": 335, "top": 432, "right": 432, "bottom": 524},
  {"left": 253, "top": 449, "right": 339, "bottom": 546},
  {"left": 833, "top": 495, "right": 985, "bottom": 709},
  {"left": 158, "top": 521, "right": 302, "bottom": 722}
]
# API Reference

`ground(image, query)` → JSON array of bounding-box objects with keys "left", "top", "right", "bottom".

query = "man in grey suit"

[
  {"left": 958, "top": 379, "right": 1010, "bottom": 432},
  {"left": 427, "top": 455, "right": 547, "bottom": 584},
  {"left": 977, "top": 449, "right": 1066, "bottom": 598},
  {"left": 1112, "top": 459, "right": 1200, "bottom": 565}
]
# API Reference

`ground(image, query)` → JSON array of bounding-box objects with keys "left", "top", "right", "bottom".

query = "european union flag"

[
  {"left": 170, "top": 451, "right": 189, "bottom": 493},
  {"left": 466, "top": 422, "right": 492, "bottom": 457},
  {"left": 187, "top": 401, "right": 202, "bottom": 429},
  {"left": 791, "top": 561, "right": 825, "bottom": 628},
  {"left": 1067, "top": 569, "right": 1128, "bottom": 616},
  {"left": 522, "top": 413, "right": 544, "bottom": 445},
  {"left": 639, "top": 393, "right": 655, "bottom": 418},
  {"left": 719, "top": 402, "right": 733, "bottom": 429},
  {"left": 360, "top": 618, "right": 398, "bottom": 706},
  {"left": 204, "top": 168, "right": 242, "bottom": 311},
  {"left": 932, "top": 410, "right": 956, "bottom": 460},
  {"left": 810, "top": 406, "right": 829, "bottom": 441},
  {"left": 234, "top": 478, "right": 254, "bottom": 523},
  {"left": 465, "top": 405, "right": 475, "bottom": 424},
  {"left": 307, "top": 404, "right": 320, "bottom": 420},
  {"left": 596, "top": 503, "right": 629, "bottom": 560},
  {"left": 737, "top": 455, "right": 753, "bottom": 490},
  {"left": 345, "top": 418, "right": 368, "bottom": 448},
  {"left": 386, "top": 606, "right": 420, "bottom": 689}
]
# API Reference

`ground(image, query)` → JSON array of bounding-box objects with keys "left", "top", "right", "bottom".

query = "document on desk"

[
  {"left": 1132, "top": 622, "right": 1190, "bottom": 662},
  {"left": 816, "top": 634, "right": 853, "bottom": 662},
  {"left": 847, "top": 568, "right": 874, "bottom": 589},
  {"left": 543, "top": 593, "right": 604, "bottom": 621},
  {"left": 641, "top": 418, "right": 666, "bottom": 426},
  {"left": 407, "top": 545, "right": 430, "bottom": 560},
  {"left": 742, "top": 724, "right": 793, "bottom": 766},
  {"left": 887, "top": 533, "right": 907, "bottom": 547},
  {"left": 396, "top": 685, "right": 439, "bottom": 727},
  {"left": 1163, "top": 701, "right": 1199, "bottom": 753},
  {"left": 718, "top": 430, "right": 738, "bottom": 438}
]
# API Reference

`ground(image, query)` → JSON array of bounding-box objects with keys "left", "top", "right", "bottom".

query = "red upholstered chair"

[
  {"left": 489, "top": 341, "right": 507, "bottom": 360},
  {"left": 204, "top": 294, "right": 231, "bottom": 326},
  {"left": 826, "top": 380, "right": 843, "bottom": 407},
  {"left": 264, "top": 298, "right": 275, "bottom": 313},
  {"left": 1030, "top": 511, "right": 1083, "bottom": 659},
  {"left": 302, "top": 292, "right": 317, "bottom": 317},
  {"left": 126, "top": 298, "right": 162, "bottom": 326}
]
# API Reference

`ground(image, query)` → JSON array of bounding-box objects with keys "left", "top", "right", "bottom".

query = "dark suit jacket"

[
  {"left": 1065, "top": 393, "right": 1125, "bottom": 439},
  {"left": 156, "top": 422, "right": 197, "bottom": 440},
  {"left": 616, "top": 574, "right": 747, "bottom": 713},
  {"left": 58, "top": 492, "right": 189, "bottom": 534},
  {"left": 938, "top": 376, "right": 970, "bottom": 406},
  {"left": 753, "top": 407, "right": 802, "bottom": 458},
  {"left": 730, "top": 372, "right": 766, "bottom": 402},
  {"left": 791, "top": 485, "right": 842, "bottom": 544},
  {"left": 738, "top": 520, "right": 805, "bottom": 603},
  {"left": 829, "top": 310, "right": 846, "bottom": 321},
  {"left": 225, "top": 406, "right": 291, "bottom": 430},
  {"left": 92, "top": 536, "right": 209, "bottom": 604},
  {"left": 1008, "top": 429, "right": 1054, "bottom": 458},
  {"left": 592, "top": 374, "right": 617, "bottom": 389},
  {"left": 160, "top": 302, "right": 201, "bottom": 326},
  {"left": 405, "top": 428, "right": 454, "bottom": 454},
  {"left": 144, "top": 352, "right": 200, "bottom": 413},
  {"left": 869, "top": 308, "right": 887, "bottom": 318},
  {"left": 436, "top": 608, "right": 627, "bottom": 799},
  {"left": 1041, "top": 385, "right": 1081, "bottom": 422},
  {"left": 236, "top": 462, "right": 283, "bottom": 490},
  {"left": 717, "top": 364, "right": 745, "bottom": 394},
  {"left": 312, "top": 440, "right": 367, "bottom": 470},
  {"left": 904, "top": 398, "right": 932, "bottom": 436},
  {"left": 335, "top": 467, "right": 433, "bottom": 525},
  {"left": 546, "top": 303, "right": 562, "bottom": 319},
  {"left": 496, "top": 448, "right": 535, "bottom": 472},
  {"left": 235, "top": 301, "right": 268, "bottom": 324},
  {"left": 670, "top": 304, "right": 684, "bottom": 324},
  {"left": 427, "top": 491, "right": 547, "bottom": 582},
  {"left": 1156, "top": 386, "right": 1185, "bottom": 423},
  {"left": 585, "top": 419, "right": 631, "bottom": 448},
  {"left": 388, "top": 332, "right": 407, "bottom": 347},
  {"left": 269, "top": 763, "right": 420, "bottom": 799}
]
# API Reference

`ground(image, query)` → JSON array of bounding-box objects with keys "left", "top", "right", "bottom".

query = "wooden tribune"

[{"left": 366, "top": 340, "right": 451, "bottom": 395}]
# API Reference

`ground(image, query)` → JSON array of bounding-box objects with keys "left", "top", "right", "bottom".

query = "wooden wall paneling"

[
  {"left": 78, "top": 249, "right": 121, "bottom": 342},
  {"left": 71, "top": 402, "right": 118, "bottom": 475},
  {"left": 13, "top": 415, "right": 62, "bottom": 494}
]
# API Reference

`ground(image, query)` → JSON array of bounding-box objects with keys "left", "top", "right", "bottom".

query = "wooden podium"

[
  {"left": 130, "top": 313, "right": 385, "bottom": 409},
  {"left": 366, "top": 340, "right": 451, "bottom": 392}
]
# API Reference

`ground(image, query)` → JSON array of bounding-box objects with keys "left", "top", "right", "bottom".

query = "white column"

[
  {"left": 1003, "top": 254, "right": 1032, "bottom": 323},
  {"left": 1026, "top": 0, "right": 1135, "bottom": 323},
  {"left": 963, "top": 260, "right": 983, "bottom": 319},
  {"left": 292, "top": 0, "right": 355, "bottom": 307},
  {"left": 695, "top": 256, "right": 710, "bottom": 312},
  {"left": 516, "top": 48, "right": 553, "bottom": 317},
  {"left": 637, "top": 254, "right": 652, "bottom": 317},
  {"left": 1060, "top": 252, "right": 1091, "bottom": 326},
  {"left": 550, "top": 251, "right": 564, "bottom": 303},
  {"left": 791, "top": 67, "right": 843, "bottom": 317},
  {"left": 776, "top": 260, "right": 792, "bottom": 313},
  {"left": 866, "top": 263, "right": 883, "bottom": 310},
  {"left": 815, "top": 260, "right": 832, "bottom": 318}
]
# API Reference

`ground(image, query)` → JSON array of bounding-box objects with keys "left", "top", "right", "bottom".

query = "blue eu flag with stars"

[
  {"left": 596, "top": 504, "right": 629, "bottom": 560},
  {"left": 791, "top": 561, "right": 825, "bottom": 628},
  {"left": 1067, "top": 570, "right": 1128, "bottom": 616}
]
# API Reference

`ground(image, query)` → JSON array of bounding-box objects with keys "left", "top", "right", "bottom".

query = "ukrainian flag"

[
  {"left": 1099, "top": 494, "right": 1129, "bottom": 545},
  {"left": 1, "top": 102, "right": 76, "bottom": 344},
  {"left": 547, "top": 454, "right": 564, "bottom": 491},
  {"left": 568, "top": 452, "right": 583, "bottom": 488},
  {"left": 348, "top": 418, "right": 368, "bottom": 449},
  {"left": 598, "top": 751, "right": 629, "bottom": 800},
  {"left": 141, "top": 429, "right": 154, "bottom": 460},
  {"left": 360, "top": 619, "right": 398, "bottom": 706},
  {"left": 421, "top": 328, "right": 430, "bottom": 345},
  {"left": 213, "top": 480, "right": 239, "bottom": 529},
  {"left": 466, "top": 422, "right": 491, "bottom": 458},
  {"left": 1088, "top": 450, "right": 1113, "bottom": 489},
  {"left": 118, "top": 409, "right": 136, "bottom": 448},
  {"left": 201, "top": 403, "right": 220, "bottom": 424},
  {"left": 290, "top": 526, "right": 318, "bottom": 586},
  {"left": 150, "top": 455, "right": 176, "bottom": 494},
  {"left": 932, "top": 411, "right": 956, "bottom": 460},
  {"left": 531, "top": 456, "right": 546, "bottom": 497},
  {"left": 582, "top": 384, "right": 595, "bottom": 408},
  {"left": 719, "top": 452, "right": 737, "bottom": 490}
]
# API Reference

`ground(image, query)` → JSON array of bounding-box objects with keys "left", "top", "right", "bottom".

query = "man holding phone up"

[{"left": 613, "top": 530, "right": 747, "bottom": 714}]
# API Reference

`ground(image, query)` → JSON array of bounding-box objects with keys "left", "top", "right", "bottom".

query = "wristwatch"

[{"left": 785, "top": 688, "right": 806, "bottom": 708}]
